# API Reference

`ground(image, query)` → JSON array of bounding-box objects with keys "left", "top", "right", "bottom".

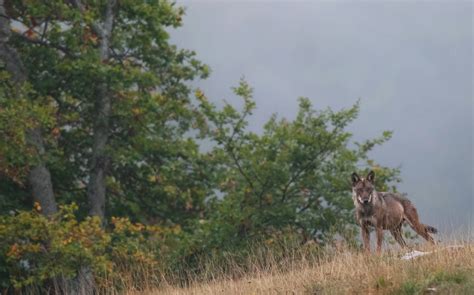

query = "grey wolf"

[{"left": 351, "top": 171, "right": 437, "bottom": 253}]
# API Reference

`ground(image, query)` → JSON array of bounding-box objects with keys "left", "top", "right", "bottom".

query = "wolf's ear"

[
  {"left": 366, "top": 170, "right": 375, "bottom": 183},
  {"left": 351, "top": 172, "right": 360, "bottom": 185}
]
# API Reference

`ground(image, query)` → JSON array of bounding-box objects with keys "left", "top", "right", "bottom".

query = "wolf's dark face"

[{"left": 351, "top": 171, "right": 375, "bottom": 205}]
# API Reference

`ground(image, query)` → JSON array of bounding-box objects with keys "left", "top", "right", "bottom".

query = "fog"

[{"left": 171, "top": 0, "right": 473, "bottom": 237}]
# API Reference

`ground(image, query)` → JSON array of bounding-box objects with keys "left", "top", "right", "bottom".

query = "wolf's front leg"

[
  {"left": 361, "top": 225, "right": 370, "bottom": 253},
  {"left": 376, "top": 227, "right": 384, "bottom": 254}
]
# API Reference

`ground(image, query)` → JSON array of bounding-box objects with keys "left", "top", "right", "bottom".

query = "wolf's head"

[{"left": 351, "top": 171, "right": 376, "bottom": 205}]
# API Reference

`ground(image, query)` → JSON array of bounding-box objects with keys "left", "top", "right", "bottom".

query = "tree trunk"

[
  {"left": 0, "top": 0, "right": 57, "bottom": 216},
  {"left": 68, "top": 2, "right": 116, "bottom": 293},
  {"left": 87, "top": 85, "right": 111, "bottom": 219},
  {"left": 85, "top": 0, "right": 116, "bottom": 220}
]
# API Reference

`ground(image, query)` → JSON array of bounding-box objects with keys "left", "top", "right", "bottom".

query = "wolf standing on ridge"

[{"left": 351, "top": 171, "right": 437, "bottom": 253}]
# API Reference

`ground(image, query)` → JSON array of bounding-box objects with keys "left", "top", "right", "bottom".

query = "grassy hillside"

[{"left": 141, "top": 242, "right": 473, "bottom": 295}]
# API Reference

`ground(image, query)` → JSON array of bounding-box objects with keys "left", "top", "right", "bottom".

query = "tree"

[
  {"left": 192, "top": 80, "right": 400, "bottom": 250},
  {"left": 0, "top": 0, "right": 57, "bottom": 216},
  {"left": 0, "top": 2, "right": 403, "bottom": 291},
  {"left": 0, "top": 0, "right": 209, "bottom": 223}
]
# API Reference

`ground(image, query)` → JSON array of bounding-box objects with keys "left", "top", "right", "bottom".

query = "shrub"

[{"left": 0, "top": 204, "right": 179, "bottom": 293}]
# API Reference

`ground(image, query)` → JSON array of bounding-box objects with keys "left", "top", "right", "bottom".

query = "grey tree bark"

[
  {"left": 86, "top": 0, "right": 116, "bottom": 220},
  {"left": 72, "top": 0, "right": 117, "bottom": 220},
  {"left": 67, "top": 2, "right": 117, "bottom": 293},
  {"left": 0, "top": 0, "right": 57, "bottom": 216}
]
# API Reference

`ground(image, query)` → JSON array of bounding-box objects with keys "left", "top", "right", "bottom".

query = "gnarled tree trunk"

[{"left": 0, "top": 0, "right": 57, "bottom": 216}]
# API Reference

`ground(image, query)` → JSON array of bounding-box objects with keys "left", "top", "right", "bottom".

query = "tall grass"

[
  {"left": 137, "top": 240, "right": 473, "bottom": 295},
  {"left": 15, "top": 238, "right": 472, "bottom": 294}
]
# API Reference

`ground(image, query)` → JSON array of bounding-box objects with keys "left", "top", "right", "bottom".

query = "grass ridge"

[{"left": 143, "top": 243, "right": 473, "bottom": 295}]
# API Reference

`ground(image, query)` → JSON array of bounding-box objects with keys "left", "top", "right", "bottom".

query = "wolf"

[{"left": 351, "top": 171, "right": 437, "bottom": 253}]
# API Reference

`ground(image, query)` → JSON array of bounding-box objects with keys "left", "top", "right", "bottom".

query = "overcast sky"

[{"left": 170, "top": 0, "right": 473, "bottom": 237}]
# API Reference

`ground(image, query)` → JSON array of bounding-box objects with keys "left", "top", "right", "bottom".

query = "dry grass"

[{"left": 135, "top": 242, "right": 473, "bottom": 295}]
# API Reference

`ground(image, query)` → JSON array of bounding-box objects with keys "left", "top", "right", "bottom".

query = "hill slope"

[{"left": 150, "top": 243, "right": 473, "bottom": 295}]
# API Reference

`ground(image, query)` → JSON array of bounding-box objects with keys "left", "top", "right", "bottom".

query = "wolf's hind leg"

[
  {"left": 390, "top": 225, "right": 407, "bottom": 248},
  {"left": 403, "top": 206, "right": 435, "bottom": 244}
]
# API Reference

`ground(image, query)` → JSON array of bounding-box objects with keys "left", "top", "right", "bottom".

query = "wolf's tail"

[
  {"left": 424, "top": 224, "right": 438, "bottom": 234},
  {"left": 399, "top": 197, "right": 436, "bottom": 243}
]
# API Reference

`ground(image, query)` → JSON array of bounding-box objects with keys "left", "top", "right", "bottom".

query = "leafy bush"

[
  {"left": 0, "top": 204, "right": 179, "bottom": 293},
  {"left": 194, "top": 80, "right": 399, "bottom": 250}
]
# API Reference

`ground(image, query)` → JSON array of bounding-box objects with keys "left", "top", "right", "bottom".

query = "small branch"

[
  {"left": 221, "top": 107, "right": 268, "bottom": 197},
  {"left": 40, "top": 18, "right": 49, "bottom": 42},
  {"left": 297, "top": 193, "right": 323, "bottom": 214},
  {"left": 280, "top": 126, "right": 341, "bottom": 203},
  {"left": 257, "top": 178, "right": 271, "bottom": 208},
  {"left": 13, "top": 31, "right": 75, "bottom": 57},
  {"left": 226, "top": 141, "right": 256, "bottom": 192}
]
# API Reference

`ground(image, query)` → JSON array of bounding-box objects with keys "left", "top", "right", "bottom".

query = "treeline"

[{"left": 0, "top": 1, "right": 399, "bottom": 293}]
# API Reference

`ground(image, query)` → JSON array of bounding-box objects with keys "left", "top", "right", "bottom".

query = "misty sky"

[{"left": 170, "top": 0, "right": 473, "bottom": 236}]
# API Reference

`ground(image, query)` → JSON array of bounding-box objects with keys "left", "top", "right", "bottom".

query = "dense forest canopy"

[{"left": 0, "top": 1, "right": 399, "bottom": 293}]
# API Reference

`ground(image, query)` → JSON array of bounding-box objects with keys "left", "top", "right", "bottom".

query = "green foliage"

[
  {"left": 394, "top": 280, "right": 421, "bottom": 295},
  {"left": 190, "top": 80, "right": 400, "bottom": 253},
  {"left": 374, "top": 276, "right": 390, "bottom": 289},
  {"left": 0, "top": 204, "right": 178, "bottom": 292},
  {"left": 0, "top": 80, "right": 57, "bottom": 185},
  {"left": 431, "top": 270, "right": 467, "bottom": 285},
  {"left": 394, "top": 270, "right": 471, "bottom": 295},
  {"left": 0, "top": 78, "right": 58, "bottom": 214},
  {"left": 2, "top": 0, "right": 211, "bottom": 223},
  {"left": 0, "top": 1, "right": 402, "bottom": 292}
]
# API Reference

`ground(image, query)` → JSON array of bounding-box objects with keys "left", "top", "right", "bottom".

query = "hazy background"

[{"left": 171, "top": 0, "right": 473, "bottom": 237}]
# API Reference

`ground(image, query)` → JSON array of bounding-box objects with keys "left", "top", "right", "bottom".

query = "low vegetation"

[
  {"left": 5, "top": 204, "right": 471, "bottom": 294},
  {"left": 154, "top": 242, "right": 473, "bottom": 295}
]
